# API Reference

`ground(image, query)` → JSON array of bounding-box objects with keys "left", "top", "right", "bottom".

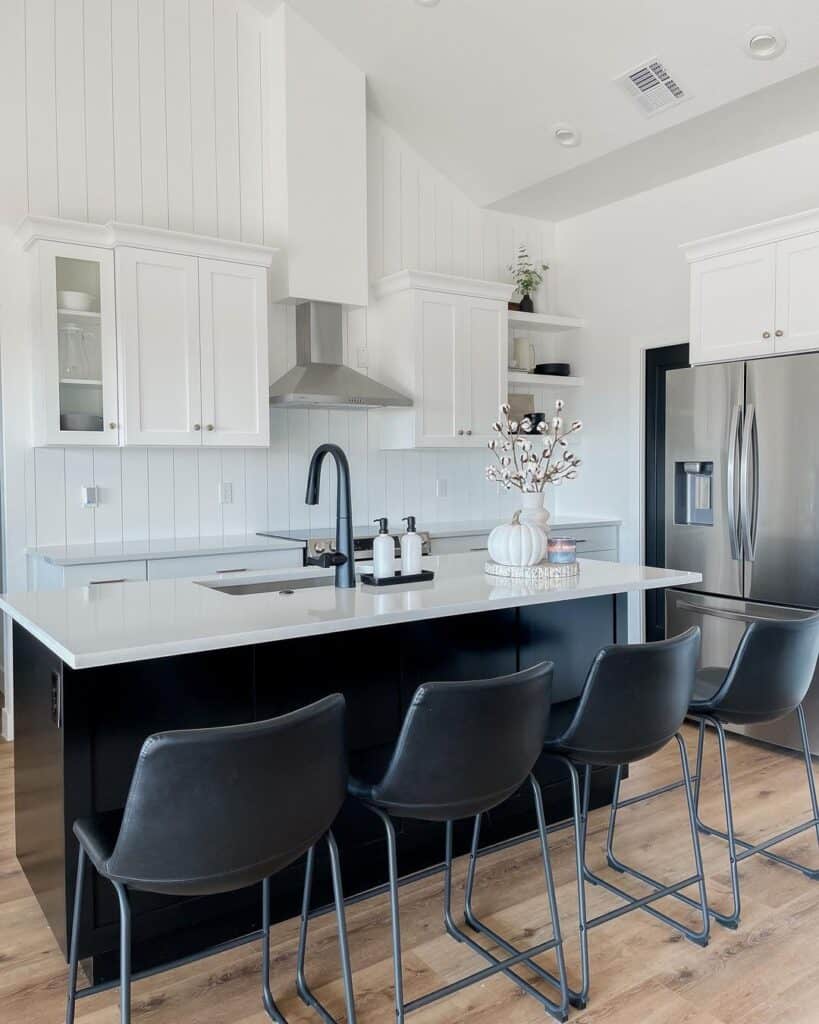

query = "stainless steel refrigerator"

[{"left": 664, "top": 352, "right": 819, "bottom": 751}]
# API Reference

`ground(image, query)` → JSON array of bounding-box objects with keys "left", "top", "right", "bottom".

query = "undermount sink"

[{"left": 196, "top": 576, "right": 334, "bottom": 596}]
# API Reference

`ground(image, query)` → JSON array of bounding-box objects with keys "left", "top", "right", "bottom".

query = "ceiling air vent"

[{"left": 616, "top": 58, "right": 687, "bottom": 116}]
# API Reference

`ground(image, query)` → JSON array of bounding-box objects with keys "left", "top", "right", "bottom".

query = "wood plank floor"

[{"left": 3, "top": 726, "right": 819, "bottom": 1022}]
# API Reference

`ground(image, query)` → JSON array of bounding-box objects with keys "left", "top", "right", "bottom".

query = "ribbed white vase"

[{"left": 518, "top": 491, "right": 550, "bottom": 532}]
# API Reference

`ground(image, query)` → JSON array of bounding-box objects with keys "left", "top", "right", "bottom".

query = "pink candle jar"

[{"left": 548, "top": 537, "right": 577, "bottom": 564}]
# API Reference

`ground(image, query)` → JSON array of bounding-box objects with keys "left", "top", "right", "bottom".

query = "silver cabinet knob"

[
  {"left": 466, "top": 429, "right": 473, "bottom": 436},
  {"left": 775, "top": 329, "right": 784, "bottom": 337},
  {"left": 762, "top": 331, "right": 771, "bottom": 339},
  {"left": 314, "top": 543, "right": 325, "bottom": 553},
  {"left": 206, "top": 424, "right": 214, "bottom": 431},
  {"left": 457, "top": 429, "right": 464, "bottom": 436},
  {"left": 193, "top": 423, "right": 201, "bottom": 431},
  {"left": 108, "top": 422, "right": 117, "bottom": 430}
]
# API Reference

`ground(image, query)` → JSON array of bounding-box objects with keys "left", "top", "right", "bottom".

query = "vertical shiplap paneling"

[
  {"left": 25, "top": 0, "right": 60, "bottom": 216},
  {"left": 287, "top": 409, "right": 310, "bottom": 531},
  {"left": 138, "top": 0, "right": 170, "bottom": 228},
  {"left": 237, "top": 7, "right": 264, "bottom": 244},
  {"left": 34, "top": 448, "right": 66, "bottom": 546},
  {"left": 213, "top": 0, "right": 241, "bottom": 239},
  {"left": 172, "top": 447, "right": 199, "bottom": 537},
  {"left": 366, "top": 426, "right": 387, "bottom": 525},
  {"left": 147, "top": 448, "right": 174, "bottom": 539},
  {"left": 451, "top": 198, "right": 470, "bottom": 278},
  {"left": 189, "top": 0, "right": 219, "bottom": 237},
  {"left": 244, "top": 447, "right": 268, "bottom": 532},
  {"left": 267, "top": 408, "right": 290, "bottom": 529},
  {"left": 55, "top": 0, "right": 88, "bottom": 221},
  {"left": 92, "top": 447, "right": 123, "bottom": 542},
  {"left": 384, "top": 451, "right": 403, "bottom": 527},
  {"left": 220, "top": 448, "right": 246, "bottom": 535},
  {"left": 0, "top": 0, "right": 28, "bottom": 225},
  {"left": 402, "top": 452, "right": 421, "bottom": 523},
  {"left": 198, "top": 447, "right": 223, "bottom": 537},
  {"left": 467, "top": 206, "right": 484, "bottom": 280},
  {"left": 111, "top": 0, "right": 142, "bottom": 223},
  {"left": 83, "top": 0, "right": 115, "bottom": 224},
  {"left": 419, "top": 450, "right": 438, "bottom": 525},
  {"left": 399, "top": 149, "right": 419, "bottom": 273},
  {"left": 418, "top": 173, "right": 435, "bottom": 273},
  {"left": 307, "top": 409, "right": 331, "bottom": 532},
  {"left": 64, "top": 447, "right": 95, "bottom": 544},
  {"left": 434, "top": 183, "right": 452, "bottom": 275},
  {"left": 164, "top": 0, "right": 194, "bottom": 233},
  {"left": 347, "top": 412, "right": 368, "bottom": 527},
  {"left": 121, "top": 448, "right": 149, "bottom": 540},
  {"left": 366, "top": 120, "right": 384, "bottom": 281}
]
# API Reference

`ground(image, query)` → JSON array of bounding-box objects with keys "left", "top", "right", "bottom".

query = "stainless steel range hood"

[{"left": 269, "top": 302, "right": 412, "bottom": 409}]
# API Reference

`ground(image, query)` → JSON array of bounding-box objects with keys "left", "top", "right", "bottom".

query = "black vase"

[{"left": 519, "top": 293, "right": 534, "bottom": 313}]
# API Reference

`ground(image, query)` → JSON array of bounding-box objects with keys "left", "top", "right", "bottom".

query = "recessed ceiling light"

[
  {"left": 745, "top": 26, "right": 786, "bottom": 60},
  {"left": 553, "top": 124, "right": 581, "bottom": 148}
]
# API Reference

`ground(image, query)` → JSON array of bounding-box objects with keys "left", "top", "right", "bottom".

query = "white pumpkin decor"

[{"left": 488, "top": 511, "right": 548, "bottom": 567}]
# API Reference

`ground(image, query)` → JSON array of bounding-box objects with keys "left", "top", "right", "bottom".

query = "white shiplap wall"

[{"left": 6, "top": 1, "right": 557, "bottom": 556}]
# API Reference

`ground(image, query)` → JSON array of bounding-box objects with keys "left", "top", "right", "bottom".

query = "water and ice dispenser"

[{"left": 674, "top": 461, "right": 714, "bottom": 526}]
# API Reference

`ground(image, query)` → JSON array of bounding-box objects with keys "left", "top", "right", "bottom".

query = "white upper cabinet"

[
  {"left": 198, "top": 259, "right": 269, "bottom": 447},
  {"left": 116, "top": 248, "right": 202, "bottom": 446},
  {"left": 774, "top": 233, "right": 819, "bottom": 354},
  {"left": 684, "top": 209, "right": 819, "bottom": 365},
  {"left": 369, "top": 271, "right": 514, "bottom": 449},
  {"left": 18, "top": 218, "right": 275, "bottom": 447}
]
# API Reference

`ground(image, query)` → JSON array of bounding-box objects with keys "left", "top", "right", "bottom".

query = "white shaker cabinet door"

[
  {"left": 198, "top": 259, "right": 270, "bottom": 447},
  {"left": 774, "top": 232, "right": 819, "bottom": 355},
  {"left": 689, "top": 246, "right": 776, "bottom": 364},
  {"left": 116, "top": 248, "right": 202, "bottom": 445},
  {"left": 414, "top": 291, "right": 462, "bottom": 446},
  {"left": 462, "top": 298, "right": 507, "bottom": 444}
]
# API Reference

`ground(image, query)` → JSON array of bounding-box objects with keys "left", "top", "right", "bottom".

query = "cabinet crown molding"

[
  {"left": 681, "top": 207, "right": 819, "bottom": 263},
  {"left": 17, "top": 217, "right": 278, "bottom": 267},
  {"left": 374, "top": 269, "right": 515, "bottom": 302}
]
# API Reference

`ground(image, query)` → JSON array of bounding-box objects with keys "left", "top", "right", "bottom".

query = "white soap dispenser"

[
  {"left": 372, "top": 518, "right": 395, "bottom": 580},
  {"left": 400, "top": 516, "right": 423, "bottom": 576}
]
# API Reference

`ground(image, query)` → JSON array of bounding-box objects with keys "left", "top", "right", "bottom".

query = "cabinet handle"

[
  {"left": 457, "top": 429, "right": 464, "bottom": 436},
  {"left": 762, "top": 331, "right": 771, "bottom": 339},
  {"left": 108, "top": 422, "right": 117, "bottom": 430},
  {"left": 206, "top": 424, "right": 214, "bottom": 431},
  {"left": 466, "top": 429, "right": 473, "bottom": 436},
  {"left": 216, "top": 567, "right": 248, "bottom": 574},
  {"left": 89, "top": 578, "right": 127, "bottom": 585},
  {"left": 50, "top": 670, "right": 62, "bottom": 729},
  {"left": 775, "top": 329, "right": 784, "bottom": 337},
  {"left": 193, "top": 423, "right": 201, "bottom": 431}
]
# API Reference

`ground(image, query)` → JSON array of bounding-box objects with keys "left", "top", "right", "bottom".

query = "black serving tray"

[{"left": 360, "top": 569, "right": 435, "bottom": 586}]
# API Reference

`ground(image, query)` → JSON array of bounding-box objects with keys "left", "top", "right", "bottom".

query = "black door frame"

[{"left": 644, "top": 343, "right": 689, "bottom": 642}]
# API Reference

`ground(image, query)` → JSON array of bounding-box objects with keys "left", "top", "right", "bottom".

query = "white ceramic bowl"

[{"left": 58, "top": 290, "right": 95, "bottom": 312}]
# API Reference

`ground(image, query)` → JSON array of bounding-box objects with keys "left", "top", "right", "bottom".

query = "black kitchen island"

[{"left": 3, "top": 553, "right": 699, "bottom": 982}]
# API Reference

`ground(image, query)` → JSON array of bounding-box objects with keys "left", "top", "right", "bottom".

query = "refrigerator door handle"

[
  {"left": 740, "top": 403, "right": 759, "bottom": 562},
  {"left": 726, "top": 403, "right": 742, "bottom": 560},
  {"left": 674, "top": 597, "right": 776, "bottom": 625}
]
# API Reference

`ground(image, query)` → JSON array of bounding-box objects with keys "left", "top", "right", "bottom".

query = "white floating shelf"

[
  {"left": 508, "top": 371, "right": 584, "bottom": 388},
  {"left": 59, "top": 377, "right": 103, "bottom": 386},
  {"left": 508, "top": 311, "right": 584, "bottom": 332},
  {"left": 57, "top": 308, "right": 101, "bottom": 320}
]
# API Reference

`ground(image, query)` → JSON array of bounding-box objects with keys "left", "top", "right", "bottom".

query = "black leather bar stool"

[
  {"left": 348, "top": 663, "right": 569, "bottom": 1022},
  {"left": 65, "top": 695, "right": 356, "bottom": 1024},
  {"left": 539, "top": 627, "right": 708, "bottom": 1010},
  {"left": 611, "top": 610, "right": 819, "bottom": 930}
]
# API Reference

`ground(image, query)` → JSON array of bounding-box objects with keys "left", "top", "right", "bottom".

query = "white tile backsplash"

[{"left": 29, "top": 411, "right": 541, "bottom": 549}]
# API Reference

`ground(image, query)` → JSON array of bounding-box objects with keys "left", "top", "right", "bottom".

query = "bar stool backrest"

[
  {"left": 370, "top": 662, "right": 554, "bottom": 821},
  {"left": 708, "top": 612, "right": 819, "bottom": 723},
  {"left": 557, "top": 627, "right": 700, "bottom": 765},
  {"left": 104, "top": 694, "right": 347, "bottom": 896}
]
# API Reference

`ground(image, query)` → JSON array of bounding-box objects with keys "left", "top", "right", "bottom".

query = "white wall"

[{"left": 554, "top": 128, "right": 819, "bottom": 637}]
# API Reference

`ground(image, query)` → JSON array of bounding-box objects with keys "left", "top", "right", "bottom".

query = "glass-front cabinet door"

[{"left": 35, "top": 241, "right": 119, "bottom": 445}]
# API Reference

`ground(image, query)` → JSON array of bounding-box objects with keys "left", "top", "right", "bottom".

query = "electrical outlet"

[
  {"left": 436, "top": 479, "right": 448, "bottom": 499},
  {"left": 81, "top": 486, "right": 99, "bottom": 508},
  {"left": 220, "top": 482, "right": 233, "bottom": 505}
]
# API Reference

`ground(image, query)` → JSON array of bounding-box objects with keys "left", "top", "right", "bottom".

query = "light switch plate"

[
  {"left": 81, "top": 486, "right": 99, "bottom": 508},
  {"left": 220, "top": 482, "right": 233, "bottom": 505},
  {"left": 436, "top": 479, "right": 448, "bottom": 499}
]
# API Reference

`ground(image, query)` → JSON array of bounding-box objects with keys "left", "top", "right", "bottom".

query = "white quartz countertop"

[
  {"left": 26, "top": 516, "right": 621, "bottom": 566},
  {"left": 0, "top": 552, "right": 698, "bottom": 670}
]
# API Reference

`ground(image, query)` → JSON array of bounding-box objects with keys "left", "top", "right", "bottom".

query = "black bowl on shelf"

[
  {"left": 534, "top": 363, "right": 571, "bottom": 376},
  {"left": 520, "top": 413, "right": 546, "bottom": 435}
]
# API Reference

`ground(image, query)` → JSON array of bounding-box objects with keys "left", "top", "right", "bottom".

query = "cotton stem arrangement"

[{"left": 485, "top": 400, "right": 582, "bottom": 492}]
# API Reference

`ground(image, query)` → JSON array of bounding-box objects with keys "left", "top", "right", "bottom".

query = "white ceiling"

[{"left": 285, "top": 0, "right": 819, "bottom": 219}]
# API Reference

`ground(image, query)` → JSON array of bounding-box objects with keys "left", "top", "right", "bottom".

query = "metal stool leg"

[
  {"left": 112, "top": 882, "right": 132, "bottom": 1024},
  {"left": 65, "top": 847, "right": 87, "bottom": 1024},
  {"left": 564, "top": 759, "right": 591, "bottom": 1009},
  {"left": 261, "top": 876, "right": 287, "bottom": 1023},
  {"left": 296, "top": 835, "right": 357, "bottom": 1023},
  {"left": 369, "top": 808, "right": 406, "bottom": 1024},
  {"left": 797, "top": 705, "right": 819, "bottom": 850}
]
